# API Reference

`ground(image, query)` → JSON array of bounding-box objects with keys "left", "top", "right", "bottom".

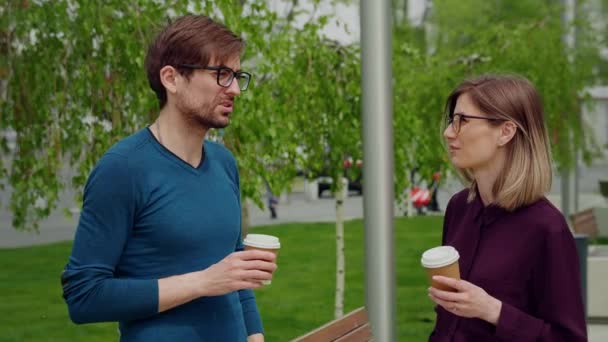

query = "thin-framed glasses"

[
  {"left": 446, "top": 113, "right": 506, "bottom": 134},
  {"left": 178, "top": 64, "right": 252, "bottom": 91}
]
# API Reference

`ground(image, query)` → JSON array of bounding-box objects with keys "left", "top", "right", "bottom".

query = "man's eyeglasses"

[
  {"left": 446, "top": 113, "right": 506, "bottom": 134},
  {"left": 178, "top": 64, "right": 252, "bottom": 91}
]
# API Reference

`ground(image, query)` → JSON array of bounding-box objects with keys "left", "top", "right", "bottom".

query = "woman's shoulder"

[
  {"left": 517, "top": 197, "right": 569, "bottom": 234},
  {"left": 447, "top": 188, "right": 470, "bottom": 207},
  {"left": 443, "top": 189, "right": 473, "bottom": 222}
]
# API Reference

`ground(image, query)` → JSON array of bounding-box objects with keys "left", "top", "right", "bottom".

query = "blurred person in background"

[{"left": 428, "top": 171, "right": 442, "bottom": 213}]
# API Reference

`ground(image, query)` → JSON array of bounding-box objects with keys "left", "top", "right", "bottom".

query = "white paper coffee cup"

[{"left": 243, "top": 234, "right": 280, "bottom": 285}]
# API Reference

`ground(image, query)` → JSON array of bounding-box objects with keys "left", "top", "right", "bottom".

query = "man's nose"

[{"left": 226, "top": 78, "right": 241, "bottom": 96}]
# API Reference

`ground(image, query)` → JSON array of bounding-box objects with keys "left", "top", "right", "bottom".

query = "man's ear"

[
  {"left": 159, "top": 65, "right": 179, "bottom": 95},
  {"left": 498, "top": 121, "right": 517, "bottom": 146}
]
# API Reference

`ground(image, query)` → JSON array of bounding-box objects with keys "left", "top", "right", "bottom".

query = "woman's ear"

[
  {"left": 159, "top": 66, "right": 179, "bottom": 95},
  {"left": 498, "top": 121, "right": 517, "bottom": 146}
]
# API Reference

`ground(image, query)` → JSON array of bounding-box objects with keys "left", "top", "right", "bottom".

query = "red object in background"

[
  {"left": 410, "top": 186, "right": 431, "bottom": 208},
  {"left": 433, "top": 172, "right": 441, "bottom": 181},
  {"left": 342, "top": 158, "right": 362, "bottom": 169}
]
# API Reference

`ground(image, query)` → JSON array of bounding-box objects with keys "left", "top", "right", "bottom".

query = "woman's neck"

[{"left": 473, "top": 153, "right": 506, "bottom": 206}]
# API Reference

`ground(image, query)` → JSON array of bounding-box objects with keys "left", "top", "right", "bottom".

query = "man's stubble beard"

[{"left": 176, "top": 94, "right": 229, "bottom": 131}]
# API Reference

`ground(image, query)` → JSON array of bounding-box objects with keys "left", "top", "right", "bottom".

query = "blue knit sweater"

[{"left": 61, "top": 128, "right": 262, "bottom": 341}]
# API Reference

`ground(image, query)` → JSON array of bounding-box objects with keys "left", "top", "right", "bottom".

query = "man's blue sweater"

[{"left": 61, "top": 128, "right": 262, "bottom": 341}]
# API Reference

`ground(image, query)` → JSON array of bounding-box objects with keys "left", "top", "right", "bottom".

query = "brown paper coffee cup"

[
  {"left": 243, "top": 234, "right": 280, "bottom": 285},
  {"left": 421, "top": 246, "right": 460, "bottom": 292}
]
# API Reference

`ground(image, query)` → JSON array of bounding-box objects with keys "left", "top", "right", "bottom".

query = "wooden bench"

[
  {"left": 292, "top": 307, "right": 372, "bottom": 342},
  {"left": 570, "top": 208, "right": 599, "bottom": 238}
]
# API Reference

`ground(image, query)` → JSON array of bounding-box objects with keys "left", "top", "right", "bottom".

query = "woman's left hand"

[{"left": 428, "top": 275, "right": 502, "bottom": 325}]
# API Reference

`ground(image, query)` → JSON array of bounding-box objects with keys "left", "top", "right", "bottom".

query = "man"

[{"left": 61, "top": 15, "right": 276, "bottom": 342}]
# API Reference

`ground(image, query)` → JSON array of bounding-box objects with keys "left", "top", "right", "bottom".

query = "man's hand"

[
  {"left": 248, "top": 333, "right": 264, "bottom": 342},
  {"left": 158, "top": 250, "right": 276, "bottom": 313},
  {"left": 428, "top": 275, "right": 502, "bottom": 325},
  {"left": 197, "top": 250, "right": 277, "bottom": 297}
]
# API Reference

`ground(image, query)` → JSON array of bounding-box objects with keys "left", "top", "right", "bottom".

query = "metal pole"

[
  {"left": 360, "top": 1, "right": 396, "bottom": 341},
  {"left": 560, "top": 0, "right": 576, "bottom": 218}
]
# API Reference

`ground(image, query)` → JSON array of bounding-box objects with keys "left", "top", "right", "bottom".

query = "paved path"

[
  {"left": 0, "top": 184, "right": 458, "bottom": 247},
  {"left": 2, "top": 183, "right": 606, "bottom": 248}
]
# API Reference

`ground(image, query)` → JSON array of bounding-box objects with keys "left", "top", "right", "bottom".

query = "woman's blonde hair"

[{"left": 444, "top": 74, "right": 552, "bottom": 210}]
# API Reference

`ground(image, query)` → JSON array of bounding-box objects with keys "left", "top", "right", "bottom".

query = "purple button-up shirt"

[{"left": 430, "top": 189, "right": 587, "bottom": 342}]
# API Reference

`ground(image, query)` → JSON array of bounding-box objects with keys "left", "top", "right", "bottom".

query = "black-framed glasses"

[
  {"left": 178, "top": 64, "right": 252, "bottom": 91},
  {"left": 446, "top": 113, "right": 506, "bottom": 134}
]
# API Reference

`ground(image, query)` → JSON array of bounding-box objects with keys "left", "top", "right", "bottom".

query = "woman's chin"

[{"left": 449, "top": 156, "right": 462, "bottom": 168}]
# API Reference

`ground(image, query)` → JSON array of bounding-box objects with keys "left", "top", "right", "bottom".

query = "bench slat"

[
  {"left": 334, "top": 323, "right": 373, "bottom": 342},
  {"left": 293, "top": 307, "right": 369, "bottom": 342},
  {"left": 571, "top": 208, "right": 598, "bottom": 237}
]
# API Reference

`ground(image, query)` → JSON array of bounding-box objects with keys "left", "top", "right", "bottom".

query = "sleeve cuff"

[
  {"left": 239, "top": 289, "right": 263, "bottom": 335},
  {"left": 243, "top": 308, "right": 264, "bottom": 336},
  {"left": 137, "top": 279, "right": 160, "bottom": 316},
  {"left": 495, "top": 301, "right": 544, "bottom": 340}
]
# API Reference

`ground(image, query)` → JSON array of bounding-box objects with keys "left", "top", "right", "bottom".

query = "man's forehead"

[{"left": 209, "top": 55, "right": 241, "bottom": 69}]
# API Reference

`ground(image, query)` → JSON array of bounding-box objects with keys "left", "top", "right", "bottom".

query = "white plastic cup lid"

[
  {"left": 421, "top": 246, "right": 459, "bottom": 268},
  {"left": 243, "top": 234, "right": 281, "bottom": 249}
]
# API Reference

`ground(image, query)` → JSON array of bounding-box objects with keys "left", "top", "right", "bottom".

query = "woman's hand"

[{"left": 428, "top": 275, "right": 502, "bottom": 325}]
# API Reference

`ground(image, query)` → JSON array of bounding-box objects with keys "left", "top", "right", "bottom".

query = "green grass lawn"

[
  {"left": 594, "top": 237, "right": 608, "bottom": 245},
  {"left": 0, "top": 216, "right": 443, "bottom": 341}
]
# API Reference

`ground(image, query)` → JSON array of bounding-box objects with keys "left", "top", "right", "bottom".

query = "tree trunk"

[
  {"left": 407, "top": 185, "right": 413, "bottom": 216},
  {"left": 334, "top": 178, "right": 346, "bottom": 319}
]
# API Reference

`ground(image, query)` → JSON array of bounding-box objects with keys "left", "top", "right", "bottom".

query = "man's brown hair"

[{"left": 145, "top": 15, "right": 244, "bottom": 108}]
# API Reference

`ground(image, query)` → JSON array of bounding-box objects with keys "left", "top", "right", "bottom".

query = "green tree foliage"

[
  {"left": 2, "top": 0, "right": 606, "bottom": 231},
  {"left": 1, "top": 0, "right": 361, "bottom": 231},
  {"left": 391, "top": 0, "right": 606, "bottom": 193}
]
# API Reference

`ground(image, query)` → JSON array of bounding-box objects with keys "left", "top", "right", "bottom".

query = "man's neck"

[{"left": 155, "top": 106, "right": 208, "bottom": 168}]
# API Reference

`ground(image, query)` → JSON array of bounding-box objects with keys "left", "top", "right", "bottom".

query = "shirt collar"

[{"left": 471, "top": 187, "right": 509, "bottom": 227}]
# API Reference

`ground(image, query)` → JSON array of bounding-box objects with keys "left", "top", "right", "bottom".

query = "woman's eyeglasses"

[{"left": 446, "top": 113, "right": 506, "bottom": 134}]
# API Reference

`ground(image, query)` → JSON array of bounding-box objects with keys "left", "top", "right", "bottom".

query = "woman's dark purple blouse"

[{"left": 429, "top": 189, "right": 587, "bottom": 341}]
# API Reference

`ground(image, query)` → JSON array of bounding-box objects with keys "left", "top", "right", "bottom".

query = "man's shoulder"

[
  {"left": 92, "top": 128, "right": 153, "bottom": 175},
  {"left": 205, "top": 139, "right": 236, "bottom": 164},
  {"left": 106, "top": 128, "right": 152, "bottom": 158}
]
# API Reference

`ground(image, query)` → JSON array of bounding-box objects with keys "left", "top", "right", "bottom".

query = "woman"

[{"left": 428, "top": 74, "right": 587, "bottom": 341}]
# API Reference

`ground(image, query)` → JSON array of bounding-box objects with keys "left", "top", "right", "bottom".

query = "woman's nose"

[{"left": 444, "top": 124, "right": 456, "bottom": 139}]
